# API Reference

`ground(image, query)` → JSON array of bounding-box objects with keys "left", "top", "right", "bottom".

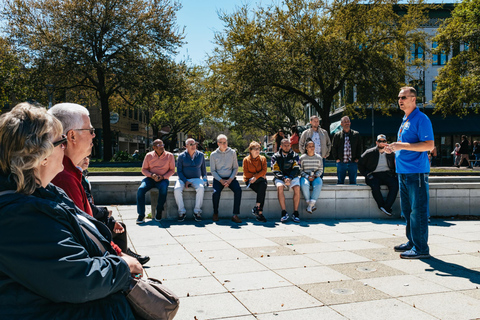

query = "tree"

[
  {"left": 3, "top": 0, "right": 184, "bottom": 160},
  {"left": 432, "top": 0, "right": 480, "bottom": 116},
  {"left": 210, "top": 0, "right": 431, "bottom": 132}
]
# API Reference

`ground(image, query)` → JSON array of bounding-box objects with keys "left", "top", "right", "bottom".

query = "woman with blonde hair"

[
  {"left": 243, "top": 141, "right": 268, "bottom": 222},
  {"left": 0, "top": 103, "right": 140, "bottom": 319}
]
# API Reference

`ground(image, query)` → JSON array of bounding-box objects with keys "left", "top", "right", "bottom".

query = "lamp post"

[{"left": 46, "top": 84, "right": 55, "bottom": 109}]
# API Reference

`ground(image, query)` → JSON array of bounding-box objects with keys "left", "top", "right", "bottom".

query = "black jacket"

[
  {"left": 81, "top": 172, "right": 116, "bottom": 231},
  {"left": 271, "top": 149, "right": 300, "bottom": 180},
  {"left": 358, "top": 147, "right": 396, "bottom": 177},
  {"left": 332, "top": 130, "right": 362, "bottom": 162},
  {"left": 0, "top": 174, "right": 135, "bottom": 320}
]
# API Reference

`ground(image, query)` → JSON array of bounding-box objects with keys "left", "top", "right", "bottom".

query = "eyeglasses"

[
  {"left": 218, "top": 141, "right": 227, "bottom": 144},
  {"left": 186, "top": 143, "right": 196, "bottom": 146},
  {"left": 251, "top": 147, "right": 260, "bottom": 151},
  {"left": 74, "top": 128, "right": 95, "bottom": 135},
  {"left": 398, "top": 96, "right": 414, "bottom": 100},
  {"left": 53, "top": 134, "right": 67, "bottom": 149},
  {"left": 154, "top": 144, "right": 164, "bottom": 147},
  {"left": 377, "top": 140, "right": 386, "bottom": 143}
]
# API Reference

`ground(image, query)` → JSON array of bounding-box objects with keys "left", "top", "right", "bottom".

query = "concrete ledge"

[{"left": 90, "top": 179, "right": 480, "bottom": 220}]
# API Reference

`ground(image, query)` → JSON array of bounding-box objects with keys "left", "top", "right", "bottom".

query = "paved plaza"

[{"left": 115, "top": 205, "right": 480, "bottom": 320}]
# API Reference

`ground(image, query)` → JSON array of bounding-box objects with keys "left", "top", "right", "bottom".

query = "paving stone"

[
  {"left": 232, "top": 286, "right": 323, "bottom": 314},
  {"left": 417, "top": 268, "right": 480, "bottom": 291},
  {"left": 267, "top": 235, "right": 320, "bottom": 246},
  {"left": 181, "top": 240, "right": 234, "bottom": 252},
  {"left": 329, "top": 240, "right": 385, "bottom": 251},
  {"left": 202, "top": 258, "right": 268, "bottom": 275},
  {"left": 282, "top": 242, "right": 342, "bottom": 254},
  {"left": 239, "top": 246, "right": 300, "bottom": 258},
  {"left": 300, "top": 279, "right": 390, "bottom": 305},
  {"left": 432, "top": 253, "right": 480, "bottom": 269},
  {"left": 363, "top": 275, "right": 451, "bottom": 297},
  {"left": 174, "top": 233, "right": 222, "bottom": 244},
  {"left": 348, "top": 231, "right": 398, "bottom": 240},
  {"left": 307, "top": 232, "right": 359, "bottom": 242},
  {"left": 173, "top": 293, "right": 251, "bottom": 319},
  {"left": 219, "top": 270, "right": 291, "bottom": 292},
  {"left": 275, "top": 266, "right": 351, "bottom": 285},
  {"left": 145, "top": 250, "right": 197, "bottom": 266},
  {"left": 226, "top": 238, "right": 280, "bottom": 248},
  {"left": 435, "top": 241, "right": 480, "bottom": 254},
  {"left": 147, "top": 263, "right": 210, "bottom": 280},
  {"left": 190, "top": 248, "right": 250, "bottom": 263},
  {"left": 400, "top": 291, "right": 480, "bottom": 320},
  {"left": 459, "top": 288, "right": 480, "bottom": 301},
  {"left": 381, "top": 259, "right": 439, "bottom": 275},
  {"left": 256, "top": 306, "right": 347, "bottom": 319},
  {"left": 161, "top": 276, "right": 227, "bottom": 298},
  {"left": 254, "top": 255, "right": 321, "bottom": 270},
  {"left": 305, "top": 251, "right": 371, "bottom": 265},
  {"left": 330, "top": 298, "right": 438, "bottom": 320},
  {"left": 329, "top": 261, "right": 406, "bottom": 280},
  {"left": 351, "top": 247, "right": 401, "bottom": 261}
]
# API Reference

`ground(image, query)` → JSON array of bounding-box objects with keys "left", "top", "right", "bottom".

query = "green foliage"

[
  {"left": 2, "top": 0, "right": 184, "bottom": 160},
  {"left": 209, "top": 0, "right": 431, "bottom": 131},
  {"left": 432, "top": 0, "right": 480, "bottom": 116}
]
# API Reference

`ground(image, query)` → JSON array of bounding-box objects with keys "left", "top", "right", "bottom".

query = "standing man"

[
  {"left": 458, "top": 135, "right": 471, "bottom": 168},
  {"left": 272, "top": 139, "right": 301, "bottom": 223},
  {"left": 358, "top": 134, "right": 398, "bottom": 216},
  {"left": 299, "top": 116, "right": 331, "bottom": 177},
  {"left": 174, "top": 138, "right": 207, "bottom": 222},
  {"left": 388, "top": 87, "right": 434, "bottom": 259},
  {"left": 49, "top": 103, "right": 149, "bottom": 264},
  {"left": 210, "top": 134, "right": 242, "bottom": 223},
  {"left": 332, "top": 116, "right": 362, "bottom": 184},
  {"left": 136, "top": 139, "right": 175, "bottom": 224}
]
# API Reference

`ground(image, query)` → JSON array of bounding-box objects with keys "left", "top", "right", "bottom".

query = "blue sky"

[{"left": 175, "top": 0, "right": 276, "bottom": 65}]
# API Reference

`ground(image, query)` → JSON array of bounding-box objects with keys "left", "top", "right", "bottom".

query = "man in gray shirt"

[
  {"left": 358, "top": 134, "right": 398, "bottom": 216},
  {"left": 210, "top": 134, "right": 242, "bottom": 223}
]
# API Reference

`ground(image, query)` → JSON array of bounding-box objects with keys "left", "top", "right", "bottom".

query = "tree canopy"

[
  {"left": 2, "top": 0, "right": 184, "bottom": 160},
  {"left": 432, "top": 0, "right": 480, "bottom": 116},
  {"left": 209, "top": 0, "right": 431, "bottom": 132}
]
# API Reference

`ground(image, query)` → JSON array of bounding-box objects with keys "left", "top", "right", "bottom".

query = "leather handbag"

[{"left": 126, "top": 277, "right": 180, "bottom": 320}]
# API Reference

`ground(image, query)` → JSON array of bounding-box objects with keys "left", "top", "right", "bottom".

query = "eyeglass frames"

[
  {"left": 53, "top": 134, "right": 67, "bottom": 148},
  {"left": 74, "top": 128, "right": 95, "bottom": 135}
]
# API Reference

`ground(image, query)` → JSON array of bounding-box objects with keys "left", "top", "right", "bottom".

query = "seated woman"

[
  {"left": 243, "top": 141, "right": 268, "bottom": 222},
  {"left": 0, "top": 103, "right": 141, "bottom": 319},
  {"left": 299, "top": 140, "right": 324, "bottom": 214}
]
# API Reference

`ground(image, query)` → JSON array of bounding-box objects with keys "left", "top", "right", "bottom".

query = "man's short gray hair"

[
  {"left": 48, "top": 103, "right": 90, "bottom": 134},
  {"left": 185, "top": 138, "right": 196, "bottom": 145},
  {"left": 217, "top": 134, "right": 228, "bottom": 142}
]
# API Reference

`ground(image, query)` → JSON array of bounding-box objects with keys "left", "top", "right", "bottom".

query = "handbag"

[{"left": 126, "top": 277, "right": 180, "bottom": 320}]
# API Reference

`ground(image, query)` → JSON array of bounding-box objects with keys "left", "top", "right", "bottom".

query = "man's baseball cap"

[{"left": 377, "top": 134, "right": 387, "bottom": 141}]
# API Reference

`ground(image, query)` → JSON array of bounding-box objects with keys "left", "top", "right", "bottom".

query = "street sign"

[{"left": 110, "top": 112, "right": 119, "bottom": 124}]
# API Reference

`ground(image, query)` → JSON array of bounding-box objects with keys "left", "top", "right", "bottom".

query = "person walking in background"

[
  {"left": 136, "top": 139, "right": 175, "bottom": 223},
  {"left": 473, "top": 141, "right": 480, "bottom": 167},
  {"left": 387, "top": 86, "right": 434, "bottom": 259},
  {"left": 459, "top": 135, "right": 471, "bottom": 168},
  {"left": 299, "top": 115, "right": 331, "bottom": 178},
  {"left": 272, "top": 139, "right": 301, "bottom": 223},
  {"left": 174, "top": 138, "right": 208, "bottom": 222},
  {"left": 359, "top": 134, "right": 398, "bottom": 216},
  {"left": 299, "top": 140, "right": 324, "bottom": 214},
  {"left": 332, "top": 116, "right": 362, "bottom": 184},
  {"left": 273, "top": 129, "right": 286, "bottom": 152},
  {"left": 453, "top": 142, "right": 461, "bottom": 166},
  {"left": 210, "top": 134, "right": 243, "bottom": 223},
  {"left": 290, "top": 125, "right": 300, "bottom": 153},
  {"left": 243, "top": 141, "right": 268, "bottom": 222}
]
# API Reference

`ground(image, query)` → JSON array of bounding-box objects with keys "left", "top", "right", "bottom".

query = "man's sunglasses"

[
  {"left": 377, "top": 140, "right": 387, "bottom": 143},
  {"left": 53, "top": 135, "right": 68, "bottom": 148},
  {"left": 398, "top": 96, "right": 414, "bottom": 100}
]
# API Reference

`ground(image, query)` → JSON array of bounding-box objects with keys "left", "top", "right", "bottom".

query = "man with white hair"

[
  {"left": 174, "top": 138, "right": 208, "bottom": 221},
  {"left": 49, "top": 103, "right": 149, "bottom": 265},
  {"left": 210, "top": 134, "right": 242, "bottom": 223}
]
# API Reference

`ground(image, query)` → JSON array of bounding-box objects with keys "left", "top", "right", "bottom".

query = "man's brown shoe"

[
  {"left": 212, "top": 213, "right": 219, "bottom": 222},
  {"left": 231, "top": 215, "right": 242, "bottom": 223}
]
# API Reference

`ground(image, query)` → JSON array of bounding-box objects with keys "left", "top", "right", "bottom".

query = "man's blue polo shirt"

[{"left": 395, "top": 107, "right": 434, "bottom": 174}]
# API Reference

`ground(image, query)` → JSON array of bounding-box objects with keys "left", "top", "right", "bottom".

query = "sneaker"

[
  {"left": 306, "top": 205, "right": 313, "bottom": 214},
  {"left": 126, "top": 248, "right": 150, "bottom": 265},
  {"left": 178, "top": 214, "right": 186, "bottom": 222},
  {"left": 380, "top": 207, "right": 392, "bottom": 216},
  {"left": 310, "top": 201, "right": 317, "bottom": 212},
  {"left": 136, "top": 217, "right": 145, "bottom": 224},
  {"left": 193, "top": 212, "right": 202, "bottom": 222},
  {"left": 256, "top": 214, "right": 267, "bottom": 222},
  {"left": 311, "top": 205, "right": 317, "bottom": 212},
  {"left": 231, "top": 215, "right": 242, "bottom": 223},
  {"left": 292, "top": 214, "right": 300, "bottom": 223},
  {"left": 212, "top": 213, "right": 219, "bottom": 222},
  {"left": 252, "top": 206, "right": 260, "bottom": 217},
  {"left": 154, "top": 213, "right": 162, "bottom": 222},
  {"left": 400, "top": 249, "right": 430, "bottom": 259},
  {"left": 280, "top": 212, "right": 289, "bottom": 223},
  {"left": 394, "top": 243, "right": 412, "bottom": 252}
]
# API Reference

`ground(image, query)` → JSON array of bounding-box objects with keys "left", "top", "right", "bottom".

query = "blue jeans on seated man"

[
  {"left": 300, "top": 177, "right": 323, "bottom": 202},
  {"left": 399, "top": 173, "right": 429, "bottom": 255},
  {"left": 336, "top": 161, "right": 358, "bottom": 184},
  {"left": 212, "top": 178, "right": 242, "bottom": 216},
  {"left": 137, "top": 177, "right": 169, "bottom": 220}
]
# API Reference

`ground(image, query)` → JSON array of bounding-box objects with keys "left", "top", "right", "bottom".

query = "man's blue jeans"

[
  {"left": 336, "top": 161, "right": 358, "bottom": 184},
  {"left": 399, "top": 173, "right": 429, "bottom": 255},
  {"left": 137, "top": 177, "right": 169, "bottom": 219}
]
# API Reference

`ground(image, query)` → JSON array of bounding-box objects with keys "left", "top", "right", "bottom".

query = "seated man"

[
  {"left": 271, "top": 138, "right": 301, "bottom": 223},
  {"left": 358, "top": 134, "right": 398, "bottom": 216},
  {"left": 174, "top": 138, "right": 208, "bottom": 222},
  {"left": 136, "top": 139, "right": 175, "bottom": 224},
  {"left": 210, "top": 134, "right": 242, "bottom": 223}
]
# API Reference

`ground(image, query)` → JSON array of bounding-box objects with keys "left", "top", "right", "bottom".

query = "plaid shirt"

[{"left": 343, "top": 135, "right": 352, "bottom": 162}]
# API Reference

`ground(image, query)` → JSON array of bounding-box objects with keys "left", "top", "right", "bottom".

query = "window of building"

[
  {"left": 432, "top": 42, "right": 448, "bottom": 65},
  {"left": 134, "top": 108, "right": 138, "bottom": 120},
  {"left": 409, "top": 43, "right": 424, "bottom": 63},
  {"left": 128, "top": 108, "right": 133, "bottom": 119}
]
